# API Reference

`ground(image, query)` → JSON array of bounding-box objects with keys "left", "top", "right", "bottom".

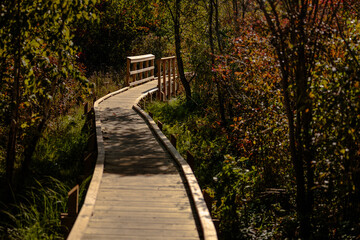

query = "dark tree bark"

[
  {"left": 6, "top": 0, "right": 21, "bottom": 189},
  {"left": 173, "top": 0, "right": 192, "bottom": 102},
  {"left": 255, "top": 0, "right": 334, "bottom": 238},
  {"left": 209, "top": 0, "right": 226, "bottom": 125}
]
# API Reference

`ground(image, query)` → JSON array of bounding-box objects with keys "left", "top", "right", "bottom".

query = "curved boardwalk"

[{"left": 79, "top": 81, "right": 200, "bottom": 239}]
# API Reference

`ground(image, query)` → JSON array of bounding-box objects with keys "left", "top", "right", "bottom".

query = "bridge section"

[{"left": 70, "top": 80, "right": 204, "bottom": 239}]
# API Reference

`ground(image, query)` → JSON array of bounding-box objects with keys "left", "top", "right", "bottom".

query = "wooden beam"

[
  {"left": 167, "top": 59, "right": 171, "bottom": 98},
  {"left": 186, "top": 151, "right": 195, "bottom": 171},
  {"left": 157, "top": 59, "right": 161, "bottom": 100},
  {"left": 68, "top": 185, "right": 79, "bottom": 216},
  {"left": 130, "top": 66, "right": 154, "bottom": 76},
  {"left": 127, "top": 54, "right": 155, "bottom": 63},
  {"left": 126, "top": 58, "right": 131, "bottom": 86},
  {"left": 157, "top": 120, "right": 163, "bottom": 131},
  {"left": 131, "top": 60, "right": 137, "bottom": 83},
  {"left": 139, "top": 61, "right": 143, "bottom": 81},
  {"left": 162, "top": 59, "right": 166, "bottom": 101},
  {"left": 84, "top": 102, "right": 88, "bottom": 115},
  {"left": 170, "top": 134, "right": 177, "bottom": 148}
]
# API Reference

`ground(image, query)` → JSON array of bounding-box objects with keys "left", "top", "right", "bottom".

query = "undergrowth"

[
  {"left": 145, "top": 96, "right": 296, "bottom": 239},
  {"left": 0, "top": 107, "right": 91, "bottom": 239}
]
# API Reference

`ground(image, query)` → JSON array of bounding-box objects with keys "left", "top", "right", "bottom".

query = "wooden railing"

[
  {"left": 157, "top": 56, "right": 179, "bottom": 101},
  {"left": 126, "top": 54, "right": 155, "bottom": 86}
]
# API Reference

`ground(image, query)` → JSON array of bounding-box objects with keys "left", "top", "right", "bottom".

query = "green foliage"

[
  {"left": 0, "top": 107, "right": 90, "bottom": 238},
  {"left": 1, "top": 177, "right": 68, "bottom": 239},
  {"left": 74, "top": 0, "right": 166, "bottom": 73},
  {"left": 88, "top": 71, "right": 125, "bottom": 99},
  {"left": 31, "top": 107, "right": 88, "bottom": 182},
  {"left": 0, "top": 0, "right": 99, "bottom": 188},
  {"left": 0, "top": 175, "right": 91, "bottom": 239},
  {"left": 146, "top": 97, "right": 227, "bottom": 185},
  {"left": 145, "top": 95, "right": 295, "bottom": 238}
]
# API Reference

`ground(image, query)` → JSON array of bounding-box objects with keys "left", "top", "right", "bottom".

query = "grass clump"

[
  {"left": 145, "top": 96, "right": 293, "bottom": 239},
  {"left": 0, "top": 107, "right": 91, "bottom": 239},
  {"left": 145, "top": 97, "right": 227, "bottom": 187}
]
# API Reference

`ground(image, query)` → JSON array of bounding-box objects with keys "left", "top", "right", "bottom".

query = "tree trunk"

[
  {"left": 174, "top": 0, "right": 191, "bottom": 102},
  {"left": 214, "top": 0, "right": 222, "bottom": 53},
  {"left": 6, "top": 0, "right": 21, "bottom": 189},
  {"left": 209, "top": 0, "right": 226, "bottom": 125}
]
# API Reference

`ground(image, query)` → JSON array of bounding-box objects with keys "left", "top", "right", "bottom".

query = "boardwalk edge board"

[
  {"left": 133, "top": 96, "right": 218, "bottom": 240},
  {"left": 68, "top": 87, "right": 129, "bottom": 240}
]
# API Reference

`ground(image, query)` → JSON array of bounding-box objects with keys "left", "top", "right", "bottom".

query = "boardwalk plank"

[{"left": 80, "top": 81, "right": 200, "bottom": 239}]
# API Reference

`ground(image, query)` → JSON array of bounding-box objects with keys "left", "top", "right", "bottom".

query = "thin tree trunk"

[
  {"left": 174, "top": 0, "right": 191, "bottom": 102},
  {"left": 214, "top": 0, "right": 222, "bottom": 53},
  {"left": 209, "top": 0, "right": 226, "bottom": 125},
  {"left": 6, "top": 0, "right": 21, "bottom": 189}
]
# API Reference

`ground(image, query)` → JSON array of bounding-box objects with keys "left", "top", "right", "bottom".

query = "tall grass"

[
  {"left": 145, "top": 97, "right": 227, "bottom": 187},
  {"left": 0, "top": 71, "right": 124, "bottom": 239},
  {"left": 1, "top": 176, "right": 91, "bottom": 239},
  {"left": 89, "top": 70, "right": 125, "bottom": 99},
  {"left": 0, "top": 107, "right": 91, "bottom": 239}
]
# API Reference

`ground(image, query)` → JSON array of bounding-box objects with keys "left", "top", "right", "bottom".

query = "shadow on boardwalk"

[{"left": 75, "top": 81, "right": 201, "bottom": 240}]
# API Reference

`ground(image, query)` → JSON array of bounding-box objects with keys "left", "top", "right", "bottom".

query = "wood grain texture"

[{"left": 69, "top": 80, "right": 201, "bottom": 239}]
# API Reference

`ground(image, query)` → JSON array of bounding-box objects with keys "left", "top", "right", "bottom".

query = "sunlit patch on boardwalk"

[{"left": 78, "top": 81, "right": 200, "bottom": 239}]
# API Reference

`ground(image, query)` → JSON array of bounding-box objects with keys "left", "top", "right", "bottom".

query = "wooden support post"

[
  {"left": 68, "top": 185, "right": 79, "bottom": 216},
  {"left": 157, "top": 120, "right": 163, "bottom": 131},
  {"left": 151, "top": 59, "right": 155, "bottom": 78},
  {"left": 144, "top": 60, "right": 149, "bottom": 79},
  {"left": 126, "top": 58, "right": 131, "bottom": 86},
  {"left": 162, "top": 59, "right": 166, "bottom": 101},
  {"left": 186, "top": 151, "right": 195, "bottom": 170},
  {"left": 213, "top": 219, "right": 220, "bottom": 234},
  {"left": 157, "top": 59, "right": 161, "bottom": 100},
  {"left": 170, "top": 134, "right": 177, "bottom": 148},
  {"left": 139, "top": 61, "right": 144, "bottom": 81},
  {"left": 83, "top": 152, "right": 96, "bottom": 176},
  {"left": 132, "top": 61, "right": 137, "bottom": 83},
  {"left": 202, "top": 189, "right": 213, "bottom": 215},
  {"left": 61, "top": 185, "right": 79, "bottom": 236},
  {"left": 167, "top": 59, "right": 171, "bottom": 98},
  {"left": 84, "top": 102, "right": 88, "bottom": 115}
]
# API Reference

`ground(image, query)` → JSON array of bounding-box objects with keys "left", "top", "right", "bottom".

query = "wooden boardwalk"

[{"left": 74, "top": 80, "right": 202, "bottom": 239}]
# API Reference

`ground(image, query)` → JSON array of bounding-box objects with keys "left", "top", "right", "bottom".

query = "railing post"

[
  {"left": 61, "top": 185, "right": 79, "bottom": 236},
  {"left": 144, "top": 59, "right": 149, "bottom": 79},
  {"left": 139, "top": 61, "right": 143, "bottom": 81},
  {"left": 151, "top": 59, "right": 155, "bottom": 78},
  {"left": 132, "top": 61, "right": 137, "bottom": 83},
  {"left": 68, "top": 185, "right": 79, "bottom": 217},
  {"left": 126, "top": 58, "right": 131, "bottom": 86},
  {"left": 162, "top": 59, "right": 166, "bottom": 101},
  {"left": 84, "top": 102, "right": 88, "bottom": 115},
  {"left": 170, "top": 134, "right": 177, "bottom": 148},
  {"left": 157, "top": 59, "right": 161, "bottom": 100},
  {"left": 186, "top": 151, "right": 195, "bottom": 170},
  {"left": 157, "top": 120, "right": 163, "bottom": 131},
  {"left": 167, "top": 59, "right": 171, "bottom": 98}
]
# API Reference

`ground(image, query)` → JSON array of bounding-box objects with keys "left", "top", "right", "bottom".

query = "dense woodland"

[{"left": 0, "top": 0, "right": 359, "bottom": 239}]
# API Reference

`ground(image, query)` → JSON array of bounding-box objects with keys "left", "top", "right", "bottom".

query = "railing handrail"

[{"left": 126, "top": 54, "right": 155, "bottom": 86}]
